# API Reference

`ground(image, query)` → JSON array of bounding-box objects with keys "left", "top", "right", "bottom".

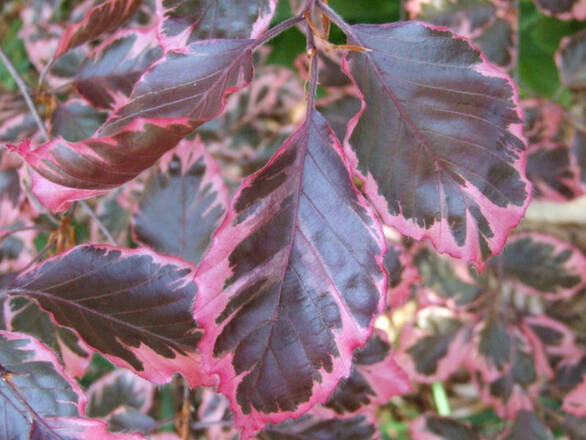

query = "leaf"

[
  {"left": 0, "top": 331, "right": 85, "bottom": 439},
  {"left": 194, "top": 110, "right": 386, "bottom": 436},
  {"left": 490, "top": 233, "right": 586, "bottom": 300},
  {"left": 0, "top": 93, "right": 38, "bottom": 144},
  {"left": 74, "top": 27, "right": 163, "bottom": 110},
  {"left": 343, "top": 22, "right": 530, "bottom": 269},
  {"left": 31, "top": 417, "right": 146, "bottom": 439},
  {"left": 409, "top": 414, "right": 480, "bottom": 440},
  {"left": 86, "top": 369, "right": 155, "bottom": 418},
  {"left": 54, "top": 0, "right": 143, "bottom": 57},
  {"left": 572, "top": 127, "right": 586, "bottom": 191},
  {"left": 383, "top": 240, "right": 419, "bottom": 307},
  {"left": 523, "top": 315, "right": 580, "bottom": 361},
  {"left": 6, "top": 245, "right": 211, "bottom": 387},
  {"left": 554, "top": 356, "right": 586, "bottom": 391},
  {"left": 132, "top": 137, "right": 228, "bottom": 266},
  {"left": 413, "top": 247, "right": 482, "bottom": 307},
  {"left": 521, "top": 99, "right": 583, "bottom": 201},
  {"left": 50, "top": 100, "right": 107, "bottom": 142},
  {"left": 396, "top": 307, "right": 471, "bottom": 382},
  {"left": 6, "top": 297, "right": 92, "bottom": 378},
  {"left": 406, "top": 0, "right": 516, "bottom": 70},
  {"left": 157, "top": 0, "right": 277, "bottom": 49},
  {"left": 533, "top": 0, "right": 586, "bottom": 21},
  {"left": 499, "top": 410, "right": 553, "bottom": 440},
  {"left": 9, "top": 38, "right": 254, "bottom": 212},
  {"left": 564, "top": 375, "right": 586, "bottom": 417},
  {"left": 106, "top": 407, "right": 157, "bottom": 433},
  {"left": 324, "top": 330, "right": 409, "bottom": 414},
  {"left": 468, "top": 326, "right": 547, "bottom": 418},
  {"left": 259, "top": 413, "right": 377, "bottom": 440},
  {"left": 556, "top": 29, "right": 586, "bottom": 89},
  {"left": 405, "top": 0, "right": 496, "bottom": 38}
]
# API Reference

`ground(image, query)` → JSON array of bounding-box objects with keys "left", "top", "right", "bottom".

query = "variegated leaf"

[{"left": 195, "top": 110, "right": 386, "bottom": 436}]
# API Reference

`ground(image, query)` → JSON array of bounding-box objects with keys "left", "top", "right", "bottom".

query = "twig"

[
  {"left": 1, "top": 48, "right": 119, "bottom": 246},
  {"left": 0, "top": 48, "right": 49, "bottom": 141},
  {"left": 79, "top": 200, "right": 118, "bottom": 246}
]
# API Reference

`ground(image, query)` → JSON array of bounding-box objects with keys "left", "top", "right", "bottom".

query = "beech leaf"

[
  {"left": 324, "top": 331, "right": 410, "bottom": 414},
  {"left": 490, "top": 233, "right": 586, "bottom": 300},
  {"left": 0, "top": 331, "right": 85, "bottom": 439},
  {"left": 533, "top": 0, "right": 586, "bottom": 21},
  {"left": 157, "top": 0, "right": 277, "bottom": 49},
  {"left": 195, "top": 110, "right": 387, "bottom": 437},
  {"left": 74, "top": 27, "right": 163, "bottom": 110},
  {"left": 6, "top": 245, "right": 211, "bottom": 387},
  {"left": 54, "top": 0, "right": 143, "bottom": 57},
  {"left": 556, "top": 29, "right": 586, "bottom": 89},
  {"left": 410, "top": 415, "right": 480, "bottom": 440},
  {"left": 9, "top": 38, "right": 254, "bottom": 212},
  {"left": 132, "top": 137, "right": 228, "bottom": 265},
  {"left": 343, "top": 22, "right": 530, "bottom": 268}
]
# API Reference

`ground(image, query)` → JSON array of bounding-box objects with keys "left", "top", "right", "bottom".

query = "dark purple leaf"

[
  {"left": 54, "top": 0, "right": 143, "bottom": 57},
  {"left": 6, "top": 297, "right": 92, "bottom": 378},
  {"left": 410, "top": 414, "right": 480, "bottom": 440},
  {"left": 324, "top": 330, "right": 409, "bottom": 414},
  {"left": 0, "top": 331, "right": 85, "bottom": 439},
  {"left": 490, "top": 233, "right": 586, "bottom": 300},
  {"left": 194, "top": 110, "right": 386, "bottom": 436},
  {"left": 383, "top": 240, "right": 419, "bottom": 307},
  {"left": 157, "top": 0, "right": 277, "bottom": 49},
  {"left": 499, "top": 411, "right": 553, "bottom": 440},
  {"left": 564, "top": 377, "right": 586, "bottom": 417},
  {"left": 533, "top": 0, "right": 586, "bottom": 20},
  {"left": 556, "top": 29, "right": 586, "bottom": 89},
  {"left": 259, "top": 413, "right": 377, "bottom": 440},
  {"left": 572, "top": 127, "right": 586, "bottom": 191},
  {"left": 342, "top": 22, "right": 530, "bottom": 268},
  {"left": 406, "top": 0, "right": 516, "bottom": 70},
  {"left": 106, "top": 407, "right": 157, "bottom": 433},
  {"left": 6, "top": 245, "right": 211, "bottom": 387},
  {"left": 50, "top": 101, "right": 107, "bottom": 142},
  {"left": 405, "top": 0, "right": 496, "bottom": 38},
  {"left": 562, "top": 414, "right": 586, "bottom": 440},
  {"left": 554, "top": 356, "right": 586, "bottom": 391},
  {"left": 74, "top": 27, "right": 163, "bottom": 110},
  {"left": 0, "top": 93, "right": 38, "bottom": 144},
  {"left": 468, "top": 326, "right": 546, "bottom": 418},
  {"left": 523, "top": 315, "right": 580, "bottom": 362},
  {"left": 86, "top": 369, "right": 155, "bottom": 418},
  {"left": 132, "top": 137, "right": 228, "bottom": 265},
  {"left": 319, "top": 95, "right": 361, "bottom": 146},
  {"left": 397, "top": 307, "right": 471, "bottom": 382},
  {"left": 9, "top": 38, "right": 254, "bottom": 212}
]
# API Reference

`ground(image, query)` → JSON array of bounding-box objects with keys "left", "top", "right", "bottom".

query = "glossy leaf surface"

[
  {"left": 343, "top": 22, "right": 529, "bottom": 268},
  {"left": 195, "top": 110, "right": 386, "bottom": 436},
  {"left": 6, "top": 245, "right": 208, "bottom": 387},
  {"left": 55, "top": 0, "right": 142, "bottom": 57},
  {"left": 132, "top": 138, "right": 228, "bottom": 265}
]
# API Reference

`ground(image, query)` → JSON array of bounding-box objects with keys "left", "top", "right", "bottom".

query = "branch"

[
  {"left": 0, "top": 48, "right": 49, "bottom": 141},
  {"left": 1, "top": 48, "right": 120, "bottom": 245},
  {"left": 79, "top": 200, "right": 118, "bottom": 246}
]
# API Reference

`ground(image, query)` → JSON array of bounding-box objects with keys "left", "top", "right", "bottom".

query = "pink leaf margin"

[
  {"left": 342, "top": 21, "right": 531, "bottom": 271},
  {"left": 194, "top": 113, "right": 388, "bottom": 438},
  {"left": 0, "top": 330, "right": 87, "bottom": 414}
]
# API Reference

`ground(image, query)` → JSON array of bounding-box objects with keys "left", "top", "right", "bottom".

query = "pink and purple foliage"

[{"left": 0, "top": 0, "right": 584, "bottom": 438}]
